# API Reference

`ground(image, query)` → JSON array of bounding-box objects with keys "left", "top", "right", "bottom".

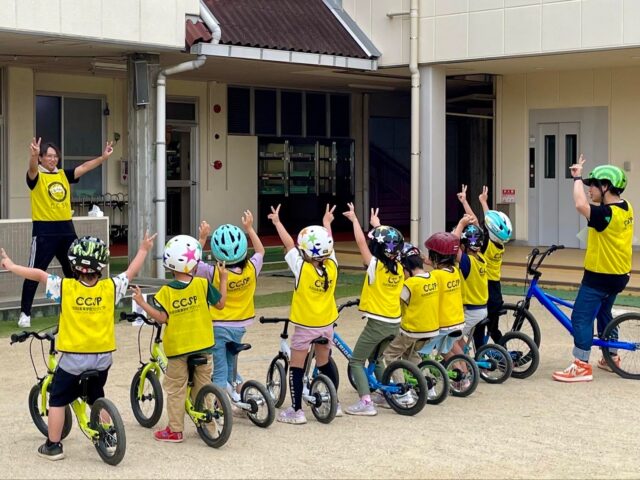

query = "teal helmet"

[
  {"left": 211, "top": 224, "right": 248, "bottom": 264},
  {"left": 583, "top": 165, "right": 627, "bottom": 193}
]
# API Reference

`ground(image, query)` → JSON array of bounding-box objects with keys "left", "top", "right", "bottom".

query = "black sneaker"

[{"left": 37, "top": 441, "right": 65, "bottom": 461}]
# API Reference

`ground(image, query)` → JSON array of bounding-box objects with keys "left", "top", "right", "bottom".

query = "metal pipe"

[
  {"left": 409, "top": 0, "right": 420, "bottom": 245},
  {"left": 199, "top": 0, "right": 221, "bottom": 43}
]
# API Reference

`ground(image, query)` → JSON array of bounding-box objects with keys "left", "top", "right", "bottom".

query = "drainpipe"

[
  {"left": 199, "top": 0, "right": 221, "bottom": 43},
  {"left": 409, "top": 0, "right": 420, "bottom": 245}
]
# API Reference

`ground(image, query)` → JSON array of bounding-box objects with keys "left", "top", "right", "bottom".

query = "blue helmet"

[
  {"left": 211, "top": 224, "right": 248, "bottom": 264},
  {"left": 484, "top": 210, "right": 512, "bottom": 244}
]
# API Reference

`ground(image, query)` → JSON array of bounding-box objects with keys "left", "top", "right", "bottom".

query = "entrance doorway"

[{"left": 165, "top": 125, "right": 198, "bottom": 236}]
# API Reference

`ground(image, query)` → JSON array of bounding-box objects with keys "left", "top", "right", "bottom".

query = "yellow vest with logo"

[
  {"left": 461, "top": 253, "right": 489, "bottom": 306},
  {"left": 154, "top": 277, "right": 214, "bottom": 357},
  {"left": 210, "top": 262, "right": 256, "bottom": 321},
  {"left": 484, "top": 240, "right": 504, "bottom": 281},
  {"left": 431, "top": 267, "right": 464, "bottom": 329},
  {"left": 359, "top": 259, "right": 404, "bottom": 320},
  {"left": 290, "top": 259, "right": 338, "bottom": 328},
  {"left": 401, "top": 274, "right": 439, "bottom": 335},
  {"left": 585, "top": 201, "right": 634, "bottom": 275},
  {"left": 31, "top": 170, "right": 72, "bottom": 221},
  {"left": 57, "top": 278, "right": 116, "bottom": 353}
]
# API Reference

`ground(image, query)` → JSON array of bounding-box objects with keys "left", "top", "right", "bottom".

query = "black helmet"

[
  {"left": 68, "top": 236, "right": 109, "bottom": 274},
  {"left": 461, "top": 224, "right": 484, "bottom": 251},
  {"left": 368, "top": 226, "right": 404, "bottom": 259}
]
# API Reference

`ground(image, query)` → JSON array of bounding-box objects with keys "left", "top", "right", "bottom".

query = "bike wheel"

[
  {"left": 194, "top": 383, "right": 232, "bottom": 448},
  {"left": 308, "top": 374, "right": 337, "bottom": 424},
  {"left": 381, "top": 360, "right": 427, "bottom": 416},
  {"left": 601, "top": 313, "right": 640, "bottom": 379},
  {"left": 444, "top": 354, "right": 480, "bottom": 397},
  {"left": 90, "top": 397, "right": 126, "bottom": 466},
  {"left": 500, "top": 331, "right": 540, "bottom": 379},
  {"left": 417, "top": 359, "right": 450, "bottom": 405},
  {"left": 475, "top": 343, "right": 514, "bottom": 384},
  {"left": 28, "top": 383, "right": 73, "bottom": 440},
  {"left": 346, "top": 364, "right": 358, "bottom": 391},
  {"left": 266, "top": 358, "right": 287, "bottom": 408},
  {"left": 241, "top": 380, "right": 276, "bottom": 428},
  {"left": 129, "top": 369, "right": 163, "bottom": 428},
  {"left": 308, "top": 355, "right": 340, "bottom": 390},
  {"left": 499, "top": 303, "right": 541, "bottom": 347}
]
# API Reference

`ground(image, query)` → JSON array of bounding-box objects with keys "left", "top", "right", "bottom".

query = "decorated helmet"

[
  {"left": 461, "top": 224, "right": 485, "bottom": 251},
  {"left": 401, "top": 242, "right": 421, "bottom": 259},
  {"left": 583, "top": 165, "right": 627, "bottom": 193},
  {"left": 297, "top": 225, "right": 333, "bottom": 260},
  {"left": 211, "top": 224, "right": 248, "bottom": 264},
  {"left": 68, "top": 236, "right": 109, "bottom": 274},
  {"left": 424, "top": 232, "right": 460, "bottom": 256},
  {"left": 368, "top": 226, "right": 404, "bottom": 259},
  {"left": 400, "top": 242, "right": 423, "bottom": 270},
  {"left": 163, "top": 235, "right": 202, "bottom": 273},
  {"left": 484, "top": 210, "right": 512, "bottom": 244}
]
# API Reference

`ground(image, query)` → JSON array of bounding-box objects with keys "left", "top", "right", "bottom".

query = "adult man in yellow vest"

[
  {"left": 19, "top": 137, "right": 113, "bottom": 328},
  {"left": 553, "top": 155, "right": 634, "bottom": 382}
]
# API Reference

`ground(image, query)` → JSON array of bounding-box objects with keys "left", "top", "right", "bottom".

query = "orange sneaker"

[
  {"left": 597, "top": 355, "right": 621, "bottom": 373},
  {"left": 552, "top": 359, "right": 593, "bottom": 383},
  {"left": 154, "top": 427, "right": 183, "bottom": 443}
]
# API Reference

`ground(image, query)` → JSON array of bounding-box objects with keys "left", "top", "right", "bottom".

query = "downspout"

[
  {"left": 409, "top": 0, "right": 420, "bottom": 245},
  {"left": 155, "top": 3, "right": 219, "bottom": 277}
]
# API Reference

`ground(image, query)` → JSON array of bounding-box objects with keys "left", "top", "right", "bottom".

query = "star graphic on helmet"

[
  {"left": 308, "top": 233, "right": 318, "bottom": 243},
  {"left": 374, "top": 232, "right": 385, "bottom": 243},
  {"left": 469, "top": 234, "right": 479, "bottom": 243},
  {"left": 311, "top": 246, "right": 321, "bottom": 256},
  {"left": 388, "top": 229, "right": 399, "bottom": 240},
  {"left": 385, "top": 240, "right": 397, "bottom": 251},
  {"left": 183, "top": 247, "right": 198, "bottom": 263}
]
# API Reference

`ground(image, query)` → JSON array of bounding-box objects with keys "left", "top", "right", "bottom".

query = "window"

[
  {"left": 330, "top": 94, "right": 350, "bottom": 137},
  {"left": 167, "top": 101, "right": 196, "bottom": 122},
  {"left": 544, "top": 135, "right": 556, "bottom": 179},
  {"left": 227, "top": 87, "right": 251, "bottom": 134},
  {"left": 306, "top": 93, "right": 327, "bottom": 137},
  {"left": 281, "top": 91, "right": 302, "bottom": 136},
  {"left": 565, "top": 134, "right": 577, "bottom": 179},
  {"left": 254, "top": 89, "right": 277, "bottom": 135}
]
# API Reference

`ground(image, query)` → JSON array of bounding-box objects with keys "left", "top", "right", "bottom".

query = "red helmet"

[{"left": 424, "top": 232, "right": 460, "bottom": 256}]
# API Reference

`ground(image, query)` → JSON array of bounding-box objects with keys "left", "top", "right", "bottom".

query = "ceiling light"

[{"left": 91, "top": 61, "right": 127, "bottom": 71}]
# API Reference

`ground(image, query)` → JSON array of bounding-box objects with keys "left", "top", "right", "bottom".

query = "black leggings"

[{"left": 473, "top": 280, "right": 504, "bottom": 347}]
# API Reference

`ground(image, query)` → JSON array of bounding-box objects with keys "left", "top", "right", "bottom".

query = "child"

[
  {"left": 382, "top": 243, "right": 439, "bottom": 387},
  {"left": 1, "top": 232, "right": 156, "bottom": 460},
  {"left": 267, "top": 203, "right": 340, "bottom": 425},
  {"left": 193, "top": 211, "right": 265, "bottom": 398},
  {"left": 132, "top": 234, "right": 227, "bottom": 443},
  {"left": 457, "top": 185, "right": 512, "bottom": 345},
  {"left": 342, "top": 204, "right": 404, "bottom": 416}
]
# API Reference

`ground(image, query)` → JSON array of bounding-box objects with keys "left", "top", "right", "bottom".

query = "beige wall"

[
  {"left": 498, "top": 66, "right": 640, "bottom": 242},
  {"left": 343, "top": 0, "right": 640, "bottom": 66},
  {"left": 0, "top": 0, "right": 199, "bottom": 48}
]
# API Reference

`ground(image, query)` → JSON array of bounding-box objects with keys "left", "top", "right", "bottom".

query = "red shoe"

[
  {"left": 552, "top": 359, "right": 593, "bottom": 383},
  {"left": 597, "top": 355, "right": 621, "bottom": 373},
  {"left": 154, "top": 427, "right": 183, "bottom": 443}
]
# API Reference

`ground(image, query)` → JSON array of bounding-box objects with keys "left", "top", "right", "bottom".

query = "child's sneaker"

[
  {"left": 231, "top": 404, "right": 245, "bottom": 418},
  {"left": 597, "top": 355, "right": 621, "bottom": 373},
  {"left": 452, "top": 378, "right": 472, "bottom": 392},
  {"left": 18, "top": 312, "right": 31, "bottom": 328},
  {"left": 552, "top": 359, "right": 593, "bottom": 383},
  {"left": 37, "top": 441, "right": 64, "bottom": 461},
  {"left": 335, "top": 402, "right": 343, "bottom": 417},
  {"left": 277, "top": 407, "right": 307, "bottom": 424},
  {"left": 394, "top": 390, "right": 418, "bottom": 406},
  {"left": 345, "top": 399, "right": 377, "bottom": 416},
  {"left": 370, "top": 391, "right": 390, "bottom": 409},
  {"left": 427, "top": 387, "right": 438, "bottom": 401},
  {"left": 154, "top": 426, "right": 184, "bottom": 442}
]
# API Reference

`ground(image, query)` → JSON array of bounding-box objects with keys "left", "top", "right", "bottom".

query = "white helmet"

[
  {"left": 485, "top": 210, "right": 513, "bottom": 244},
  {"left": 163, "top": 235, "right": 202, "bottom": 273},
  {"left": 297, "top": 225, "right": 334, "bottom": 260}
]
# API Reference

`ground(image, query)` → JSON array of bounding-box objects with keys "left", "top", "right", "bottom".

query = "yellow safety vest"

[
  {"left": 431, "top": 267, "right": 464, "bottom": 329},
  {"left": 461, "top": 253, "right": 489, "bottom": 307},
  {"left": 57, "top": 278, "right": 116, "bottom": 353},
  {"left": 289, "top": 259, "right": 338, "bottom": 328},
  {"left": 585, "top": 201, "right": 634, "bottom": 275},
  {"left": 484, "top": 240, "right": 504, "bottom": 281},
  {"left": 359, "top": 259, "right": 404, "bottom": 320},
  {"left": 154, "top": 277, "right": 214, "bottom": 357},
  {"left": 30, "top": 170, "right": 73, "bottom": 222},
  {"left": 401, "top": 273, "right": 439, "bottom": 335},
  {"left": 210, "top": 262, "right": 257, "bottom": 321}
]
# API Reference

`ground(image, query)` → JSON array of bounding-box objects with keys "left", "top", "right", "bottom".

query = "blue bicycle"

[{"left": 502, "top": 245, "right": 640, "bottom": 379}]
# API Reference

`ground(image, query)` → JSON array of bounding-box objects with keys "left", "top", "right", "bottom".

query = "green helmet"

[
  {"left": 583, "top": 165, "right": 627, "bottom": 192},
  {"left": 68, "top": 236, "right": 109, "bottom": 274}
]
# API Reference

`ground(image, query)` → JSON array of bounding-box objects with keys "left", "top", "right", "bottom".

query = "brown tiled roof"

[
  {"left": 185, "top": 19, "right": 213, "bottom": 50},
  {"left": 194, "top": 0, "right": 369, "bottom": 59}
]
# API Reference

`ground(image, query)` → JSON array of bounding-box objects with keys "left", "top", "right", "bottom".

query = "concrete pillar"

[
  {"left": 127, "top": 54, "right": 160, "bottom": 277},
  {"left": 418, "top": 65, "right": 447, "bottom": 244}
]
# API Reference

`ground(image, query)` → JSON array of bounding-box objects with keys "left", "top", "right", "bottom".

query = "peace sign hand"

[
  {"left": 457, "top": 184, "right": 467, "bottom": 203},
  {"left": 268, "top": 204, "right": 281, "bottom": 225},
  {"left": 323, "top": 204, "right": 336, "bottom": 226},
  {"left": 30, "top": 137, "right": 41, "bottom": 158}
]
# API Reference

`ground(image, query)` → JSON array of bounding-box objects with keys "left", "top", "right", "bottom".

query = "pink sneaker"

[
  {"left": 154, "top": 427, "right": 183, "bottom": 443},
  {"left": 597, "top": 355, "right": 621, "bottom": 373},
  {"left": 277, "top": 407, "right": 307, "bottom": 425}
]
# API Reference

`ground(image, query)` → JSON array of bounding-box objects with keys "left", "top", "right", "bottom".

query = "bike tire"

[
  {"left": 475, "top": 343, "right": 514, "bottom": 384},
  {"left": 309, "top": 355, "right": 340, "bottom": 390},
  {"left": 381, "top": 360, "right": 427, "bottom": 416},
  {"left": 499, "top": 303, "right": 541, "bottom": 347},
  {"left": 499, "top": 331, "right": 540, "bottom": 379},
  {"left": 241, "top": 380, "right": 276, "bottom": 428},
  {"left": 129, "top": 369, "right": 163, "bottom": 428},
  {"left": 194, "top": 383, "right": 233, "bottom": 448},
  {"left": 266, "top": 357, "right": 287, "bottom": 408},
  {"left": 444, "top": 354, "right": 480, "bottom": 397},
  {"left": 28, "top": 382, "right": 73, "bottom": 440},
  {"left": 601, "top": 313, "right": 640, "bottom": 380},
  {"left": 346, "top": 363, "right": 358, "bottom": 391},
  {"left": 308, "top": 374, "right": 337, "bottom": 424},
  {"left": 417, "top": 359, "right": 449, "bottom": 405},
  {"left": 90, "top": 397, "right": 126, "bottom": 466}
]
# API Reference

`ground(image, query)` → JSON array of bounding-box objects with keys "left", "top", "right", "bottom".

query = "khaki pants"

[
  {"left": 383, "top": 334, "right": 427, "bottom": 383},
  {"left": 164, "top": 353, "right": 213, "bottom": 433}
]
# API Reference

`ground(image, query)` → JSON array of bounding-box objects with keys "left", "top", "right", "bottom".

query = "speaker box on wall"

[{"left": 134, "top": 60, "right": 150, "bottom": 106}]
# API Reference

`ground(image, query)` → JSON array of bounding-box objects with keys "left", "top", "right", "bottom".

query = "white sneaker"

[
  {"left": 335, "top": 403, "right": 343, "bottom": 417},
  {"left": 427, "top": 387, "right": 438, "bottom": 401},
  {"left": 18, "top": 313, "right": 31, "bottom": 328},
  {"left": 370, "top": 391, "right": 391, "bottom": 409}
]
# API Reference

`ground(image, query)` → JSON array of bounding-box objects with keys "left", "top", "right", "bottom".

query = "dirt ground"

[{"left": 2, "top": 296, "right": 640, "bottom": 479}]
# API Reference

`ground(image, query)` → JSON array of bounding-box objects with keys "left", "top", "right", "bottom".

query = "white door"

[{"left": 538, "top": 122, "right": 581, "bottom": 247}]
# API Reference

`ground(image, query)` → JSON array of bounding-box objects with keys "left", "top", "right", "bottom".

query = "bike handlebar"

[
  {"left": 10, "top": 328, "right": 57, "bottom": 345},
  {"left": 526, "top": 244, "right": 565, "bottom": 276},
  {"left": 119, "top": 311, "right": 157, "bottom": 327},
  {"left": 259, "top": 316, "right": 288, "bottom": 324},
  {"left": 338, "top": 299, "right": 359, "bottom": 312}
]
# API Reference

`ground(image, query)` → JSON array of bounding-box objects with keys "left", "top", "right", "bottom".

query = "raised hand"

[
  {"left": 457, "top": 184, "right": 468, "bottom": 203},
  {"left": 216, "top": 260, "right": 227, "bottom": 277},
  {"left": 140, "top": 231, "right": 158, "bottom": 252},
  {"left": 323, "top": 204, "right": 336, "bottom": 226},
  {"left": 570, "top": 154, "right": 586, "bottom": 178},
  {"left": 102, "top": 141, "right": 114, "bottom": 159},
  {"left": 0, "top": 248, "right": 14, "bottom": 270},
  {"left": 29, "top": 137, "right": 41, "bottom": 157},
  {"left": 369, "top": 207, "right": 381, "bottom": 228},
  {"left": 479, "top": 185, "right": 489, "bottom": 204},
  {"left": 241, "top": 210, "right": 254, "bottom": 231},
  {"left": 342, "top": 202, "right": 358, "bottom": 223},
  {"left": 199, "top": 220, "right": 212, "bottom": 239},
  {"left": 268, "top": 204, "right": 281, "bottom": 225},
  {"left": 130, "top": 284, "right": 145, "bottom": 306}
]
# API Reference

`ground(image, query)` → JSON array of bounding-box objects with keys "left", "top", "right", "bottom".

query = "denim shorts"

[
  {"left": 418, "top": 330, "right": 462, "bottom": 356},
  {"left": 290, "top": 324, "right": 334, "bottom": 352}
]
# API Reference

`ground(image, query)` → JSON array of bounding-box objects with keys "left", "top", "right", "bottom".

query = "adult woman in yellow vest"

[
  {"left": 553, "top": 157, "right": 634, "bottom": 383},
  {"left": 19, "top": 137, "right": 114, "bottom": 328}
]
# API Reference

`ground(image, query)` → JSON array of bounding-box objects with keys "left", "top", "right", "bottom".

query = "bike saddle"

[
  {"left": 447, "top": 329, "right": 463, "bottom": 338},
  {"left": 310, "top": 336, "right": 329, "bottom": 345},
  {"left": 79, "top": 369, "right": 101, "bottom": 382},
  {"left": 226, "top": 342, "right": 252, "bottom": 356},
  {"left": 187, "top": 355, "right": 209, "bottom": 367},
  {"left": 476, "top": 317, "right": 492, "bottom": 327}
]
